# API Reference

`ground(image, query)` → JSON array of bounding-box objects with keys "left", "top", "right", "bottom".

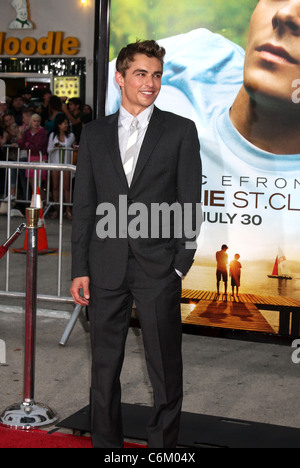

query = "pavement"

[{"left": 0, "top": 213, "right": 300, "bottom": 446}]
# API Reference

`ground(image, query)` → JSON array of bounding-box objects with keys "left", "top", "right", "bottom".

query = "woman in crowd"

[
  {"left": 47, "top": 113, "right": 75, "bottom": 219},
  {"left": 18, "top": 113, "right": 48, "bottom": 198}
]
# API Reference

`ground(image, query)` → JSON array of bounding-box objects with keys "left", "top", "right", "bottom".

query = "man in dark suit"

[{"left": 70, "top": 40, "right": 202, "bottom": 448}]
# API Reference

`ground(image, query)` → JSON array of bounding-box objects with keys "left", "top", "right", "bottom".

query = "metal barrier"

[
  {"left": 0, "top": 160, "right": 88, "bottom": 346},
  {"left": 0, "top": 207, "right": 57, "bottom": 428},
  {"left": 1, "top": 145, "right": 77, "bottom": 211},
  {"left": 46, "top": 147, "right": 77, "bottom": 218}
]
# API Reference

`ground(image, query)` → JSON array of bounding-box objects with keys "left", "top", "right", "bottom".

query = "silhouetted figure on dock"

[
  {"left": 230, "top": 253, "right": 242, "bottom": 296},
  {"left": 216, "top": 244, "right": 228, "bottom": 294}
]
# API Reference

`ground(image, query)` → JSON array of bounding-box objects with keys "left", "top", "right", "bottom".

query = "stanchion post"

[
  {"left": 0, "top": 208, "right": 57, "bottom": 429},
  {"left": 23, "top": 208, "right": 40, "bottom": 404}
]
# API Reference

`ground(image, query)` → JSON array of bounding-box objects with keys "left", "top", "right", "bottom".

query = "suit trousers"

[{"left": 88, "top": 250, "right": 183, "bottom": 448}]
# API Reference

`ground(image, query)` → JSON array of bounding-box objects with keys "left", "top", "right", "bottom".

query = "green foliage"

[{"left": 110, "top": 0, "right": 258, "bottom": 60}]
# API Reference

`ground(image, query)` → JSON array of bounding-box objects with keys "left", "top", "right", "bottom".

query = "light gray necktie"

[{"left": 123, "top": 118, "right": 139, "bottom": 185}]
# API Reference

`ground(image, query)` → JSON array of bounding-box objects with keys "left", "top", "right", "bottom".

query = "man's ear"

[{"left": 115, "top": 71, "right": 124, "bottom": 89}]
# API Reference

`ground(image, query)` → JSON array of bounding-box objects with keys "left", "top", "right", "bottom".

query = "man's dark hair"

[
  {"left": 69, "top": 97, "right": 82, "bottom": 109},
  {"left": 116, "top": 40, "right": 166, "bottom": 77}
]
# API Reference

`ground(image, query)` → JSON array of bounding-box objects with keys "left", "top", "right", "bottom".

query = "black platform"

[{"left": 57, "top": 403, "right": 300, "bottom": 448}]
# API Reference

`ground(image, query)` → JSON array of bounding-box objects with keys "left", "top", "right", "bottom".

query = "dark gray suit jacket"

[{"left": 72, "top": 106, "right": 202, "bottom": 290}]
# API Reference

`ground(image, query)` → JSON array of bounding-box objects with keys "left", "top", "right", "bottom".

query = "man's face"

[
  {"left": 68, "top": 102, "right": 77, "bottom": 114},
  {"left": 12, "top": 96, "right": 24, "bottom": 111},
  {"left": 115, "top": 54, "right": 162, "bottom": 115},
  {"left": 244, "top": 0, "right": 300, "bottom": 111}
]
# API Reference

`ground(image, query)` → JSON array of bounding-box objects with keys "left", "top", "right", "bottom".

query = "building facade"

[{"left": 0, "top": 0, "right": 95, "bottom": 107}]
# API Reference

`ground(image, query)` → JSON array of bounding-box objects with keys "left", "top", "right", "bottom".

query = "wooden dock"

[{"left": 181, "top": 289, "right": 300, "bottom": 337}]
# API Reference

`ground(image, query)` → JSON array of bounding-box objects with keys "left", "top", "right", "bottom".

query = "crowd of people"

[{"left": 0, "top": 88, "right": 93, "bottom": 219}]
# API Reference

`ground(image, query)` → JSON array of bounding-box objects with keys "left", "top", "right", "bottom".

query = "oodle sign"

[
  {"left": 0, "top": 31, "right": 80, "bottom": 56},
  {"left": 107, "top": 0, "right": 300, "bottom": 335}
]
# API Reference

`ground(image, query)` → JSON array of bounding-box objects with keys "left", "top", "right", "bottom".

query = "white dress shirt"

[{"left": 118, "top": 104, "right": 154, "bottom": 176}]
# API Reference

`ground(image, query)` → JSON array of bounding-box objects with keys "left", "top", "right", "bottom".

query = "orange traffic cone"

[{"left": 13, "top": 188, "right": 58, "bottom": 255}]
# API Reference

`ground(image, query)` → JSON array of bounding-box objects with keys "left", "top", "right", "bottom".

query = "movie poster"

[{"left": 106, "top": 0, "right": 300, "bottom": 337}]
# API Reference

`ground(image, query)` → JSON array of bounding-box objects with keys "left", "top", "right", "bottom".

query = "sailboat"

[{"left": 268, "top": 248, "right": 293, "bottom": 280}]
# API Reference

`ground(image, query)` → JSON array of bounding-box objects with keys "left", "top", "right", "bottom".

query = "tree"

[{"left": 109, "top": 0, "right": 258, "bottom": 59}]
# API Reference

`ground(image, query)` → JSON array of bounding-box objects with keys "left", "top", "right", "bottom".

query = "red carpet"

[{"left": 0, "top": 426, "right": 147, "bottom": 448}]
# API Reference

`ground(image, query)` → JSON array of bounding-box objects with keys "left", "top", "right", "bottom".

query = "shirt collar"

[
  {"left": 216, "top": 109, "right": 300, "bottom": 172},
  {"left": 119, "top": 104, "right": 154, "bottom": 131}
]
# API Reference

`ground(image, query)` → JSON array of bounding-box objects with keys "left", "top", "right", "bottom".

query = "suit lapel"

[
  {"left": 130, "top": 107, "right": 166, "bottom": 189},
  {"left": 104, "top": 111, "right": 129, "bottom": 190},
  {"left": 103, "top": 107, "right": 166, "bottom": 190}
]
